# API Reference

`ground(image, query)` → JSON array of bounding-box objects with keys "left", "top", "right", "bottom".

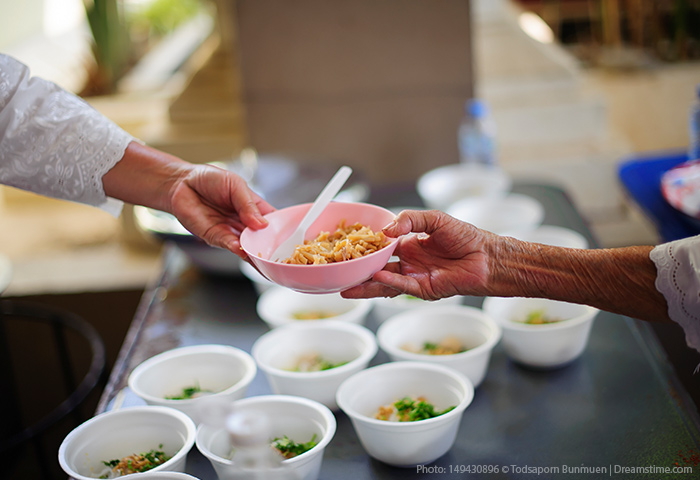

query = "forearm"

[
  {"left": 488, "top": 237, "right": 671, "bottom": 323},
  {"left": 0, "top": 54, "right": 132, "bottom": 214},
  {"left": 102, "top": 141, "right": 193, "bottom": 213}
]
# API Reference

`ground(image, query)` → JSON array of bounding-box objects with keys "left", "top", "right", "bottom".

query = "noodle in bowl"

[{"left": 240, "top": 202, "right": 399, "bottom": 294}]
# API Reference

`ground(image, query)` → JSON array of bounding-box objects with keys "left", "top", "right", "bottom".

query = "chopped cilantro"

[
  {"left": 271, "top": 434, "right": 317, "bottom": 459},
  {"left": 392, "top": 397, "right": 455, "bottom": 422}
]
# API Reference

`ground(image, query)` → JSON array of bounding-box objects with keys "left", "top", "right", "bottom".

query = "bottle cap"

[{"left": 466, "top": 99, "right": 488, "bottom": 118}]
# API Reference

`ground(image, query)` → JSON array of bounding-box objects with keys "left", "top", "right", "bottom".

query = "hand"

[
  {"left": 103, "top": 142, "right": 275, "bottom": 258},
  {"left": 168, "top": 164, "right": 275, "bottom": 257},
  {"left": 342, "top": 209, "right": 497, "bottom": 300}
]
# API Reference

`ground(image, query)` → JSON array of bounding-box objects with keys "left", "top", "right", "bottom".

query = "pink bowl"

[{"left": 240, "top": 202, "right": 398, "bottom": 294}]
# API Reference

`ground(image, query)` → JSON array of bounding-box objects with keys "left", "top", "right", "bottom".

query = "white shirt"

[
  {"left": 651, "top": 235, "right": 700, "bottom": 351},
  {"left": 0, "top": 54, "right": 133, "bottom": 216}
]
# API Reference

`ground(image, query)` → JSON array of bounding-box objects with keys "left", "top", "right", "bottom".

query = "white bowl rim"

[
  {"left": 256, "top": 287, "right": 374, "bottom": 327},
  {"left": 251, "top": 320, "right": 378, "bottom": 378},
  {"left": 242, "top": 202, "right": 399, "bottom": 266},
  {"left": 447, "top": 192, "right": 545, "bottom": 214},
  {"left": 58, "top": 405, "right": 197, "bottom": 479},
  {"left": 128, "top": 344, "right": 258, "bottom": 406},
  {"left": 417, "top": 163, "right": 511, "bottom": 187},
  {"left": 372, "top": 293, "right": 462, "bottom": 306},
  {"left": 195, "top": 394, "right": 337, "bottom": 466},
  {"left": 482, "top": 297, "right": 600, "bottom": 332},
  {"left": 376, "top": 305, "right": 502, "bottom": 361},
  {"left": 335, "top": 361, "right": 474, "bottom": 428},
  {"left": 514, "top": 225, "right": 590, "bottom": 249}
]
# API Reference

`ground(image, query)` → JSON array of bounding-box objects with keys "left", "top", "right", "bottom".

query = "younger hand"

[{"left": 169, "top": 164, "right": 275, "bottom": 258}]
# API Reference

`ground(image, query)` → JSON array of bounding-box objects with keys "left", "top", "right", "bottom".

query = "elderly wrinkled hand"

[
  {"left": 342, "top": 208, "right": 671, "bottom": 327},
  {"left": 341, "top": 209, "right": 496, "bottom": 300}
]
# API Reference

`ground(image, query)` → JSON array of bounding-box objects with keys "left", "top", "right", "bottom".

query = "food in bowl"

[
  {"left": 292, "top": 310, "right": 338, "bottom": 320},
  {"left": 519, "top": 308, "right": 563, "bottom": 325},
  {"left": 99, "top": 445, "right": 170, "bottom": 478},
  {"left": 164, "top": 384, "right": 212, "bottom": 400},
  {"left": 271, "top": 434, "right": 318, "bottom": 459},
  {"left": 252, "top": 321, "right": 377, "bottom": 410},
  {"left": 335, "top": 362, "right": 474, "bottom": 467},
  {"left": 376, "top": 305, "right": 501, "bottom": 387},
  {"left": 58, "top": 406, "right": 196, "bottom": 480},
  {"left": 402, "top": 336, "right": 468, "bottom": 355},
  {"left": 127, "top": 345, "right": 257, "bottom": 424},
  {"left": 482, "top": 297, "right": 599, "bottom": 369},
  {"left": 195, "top": 395, "right": 336, "bottom": 480},
  {"left": 375, "top": 396, "right": 455, "bottom": 422},
  {"left": 240, "top": 202, "right": 398, "bottom": 294},
  {"left": 290, "top": 352, "right": 349, "bottom": 372},
  {"left": 283, "top": 221, "right": 389, "bottom": 265}
]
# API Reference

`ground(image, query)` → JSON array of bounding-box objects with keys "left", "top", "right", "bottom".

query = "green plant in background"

[
  {"left": 81, "top": 0, "right": 205, "bottom": 96},
  {"left": 130, "top": 0, "right": 203, "bottom": 38},
  {"left": 83, "top": 0, "right": 132, "bottom": 95}
]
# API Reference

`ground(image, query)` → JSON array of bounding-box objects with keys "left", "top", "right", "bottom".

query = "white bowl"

[
  {"left": 240, "top": 260, "right": 275, "bottom": 295},
  {"left": 252, "top": 321, "right": 378, "bottom": 410},
  {"left": 196, "top": 395, "right": 336, "bottom": 480},
  {"left": 59, "top": 406, "right": 196, "bottom": 480},
  {"left": 256, "top": 286, "right": 373, "bottom": 328},
  {"left": 128, "top": 345, "right": 257, "bottom": 424},
  {"left": 417, "top": 163, "right": 512, "bottom": 210},
  {"left": 482, "top": 297, "right": 599, "bottom": 369},
  {"left": 446, "top": 193, "right": 545, "bottom": 237},
  {"left": 372, "top": 294, "right": 464, "bottom": 325},
  {"left": 376, "top": 305, "right": 501, "bottom": 387},
  {"left": 513, "top": 225, "right": 590, "bottom": 249},
  {"left": 336, "top": 362, "right": 474, "bottom": 467}
]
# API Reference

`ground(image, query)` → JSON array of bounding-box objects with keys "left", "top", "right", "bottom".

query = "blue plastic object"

[{"left": 618, "top": 149, "right": 700, "bottom": 242}]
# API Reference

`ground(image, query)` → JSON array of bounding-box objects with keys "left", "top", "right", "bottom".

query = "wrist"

[{"left": 103, "top": 141, "right": 194, "bottom": 212}]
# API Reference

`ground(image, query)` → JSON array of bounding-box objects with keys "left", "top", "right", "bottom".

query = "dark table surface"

[{"left": 98, "top": 183, "right": 700, "bottom": 479}]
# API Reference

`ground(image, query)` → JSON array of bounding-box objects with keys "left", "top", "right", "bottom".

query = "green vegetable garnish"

[
  {"left": 271, "top": 434, "right": 318, "bottom": 459},
  {"left": 318, "top": 359, "right": 347, "bottom": 371},
  {"left": 402, "top": 295, "right": 422, "bottom": 301},
  {"left": 291, "top": 353, "right": 348, "bottom": 372},
  {"left": 523, "top": 308, "right": 561, "bottom": 325},
  {"left": 165, "top": 383, "right": 209, "bottom": 400},
  {"left": 392, "top": 397, "right": 455, "bottom": 422},
  {"left": 100, "top": 444, "right": 169, "bottom": 477}
]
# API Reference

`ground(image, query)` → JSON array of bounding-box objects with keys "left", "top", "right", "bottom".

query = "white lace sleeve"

[
  {"left": 650, "top": 235, "right": 700, "bottom": 351},
  {"left": 0, "top": 54, "right": 134, "bottom": 217}
]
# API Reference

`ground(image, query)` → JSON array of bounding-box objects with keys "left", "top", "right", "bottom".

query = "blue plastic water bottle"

[
  {"left": 458, "top": 99, "right": 497, "bottom": 167},
  {"left": 690, "top": 84, "right": 700, "bottom": 161}
]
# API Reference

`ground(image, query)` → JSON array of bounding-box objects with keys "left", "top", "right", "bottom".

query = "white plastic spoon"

[{"left": 270, "top": 165, "right": 353, "bottom": 262}]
